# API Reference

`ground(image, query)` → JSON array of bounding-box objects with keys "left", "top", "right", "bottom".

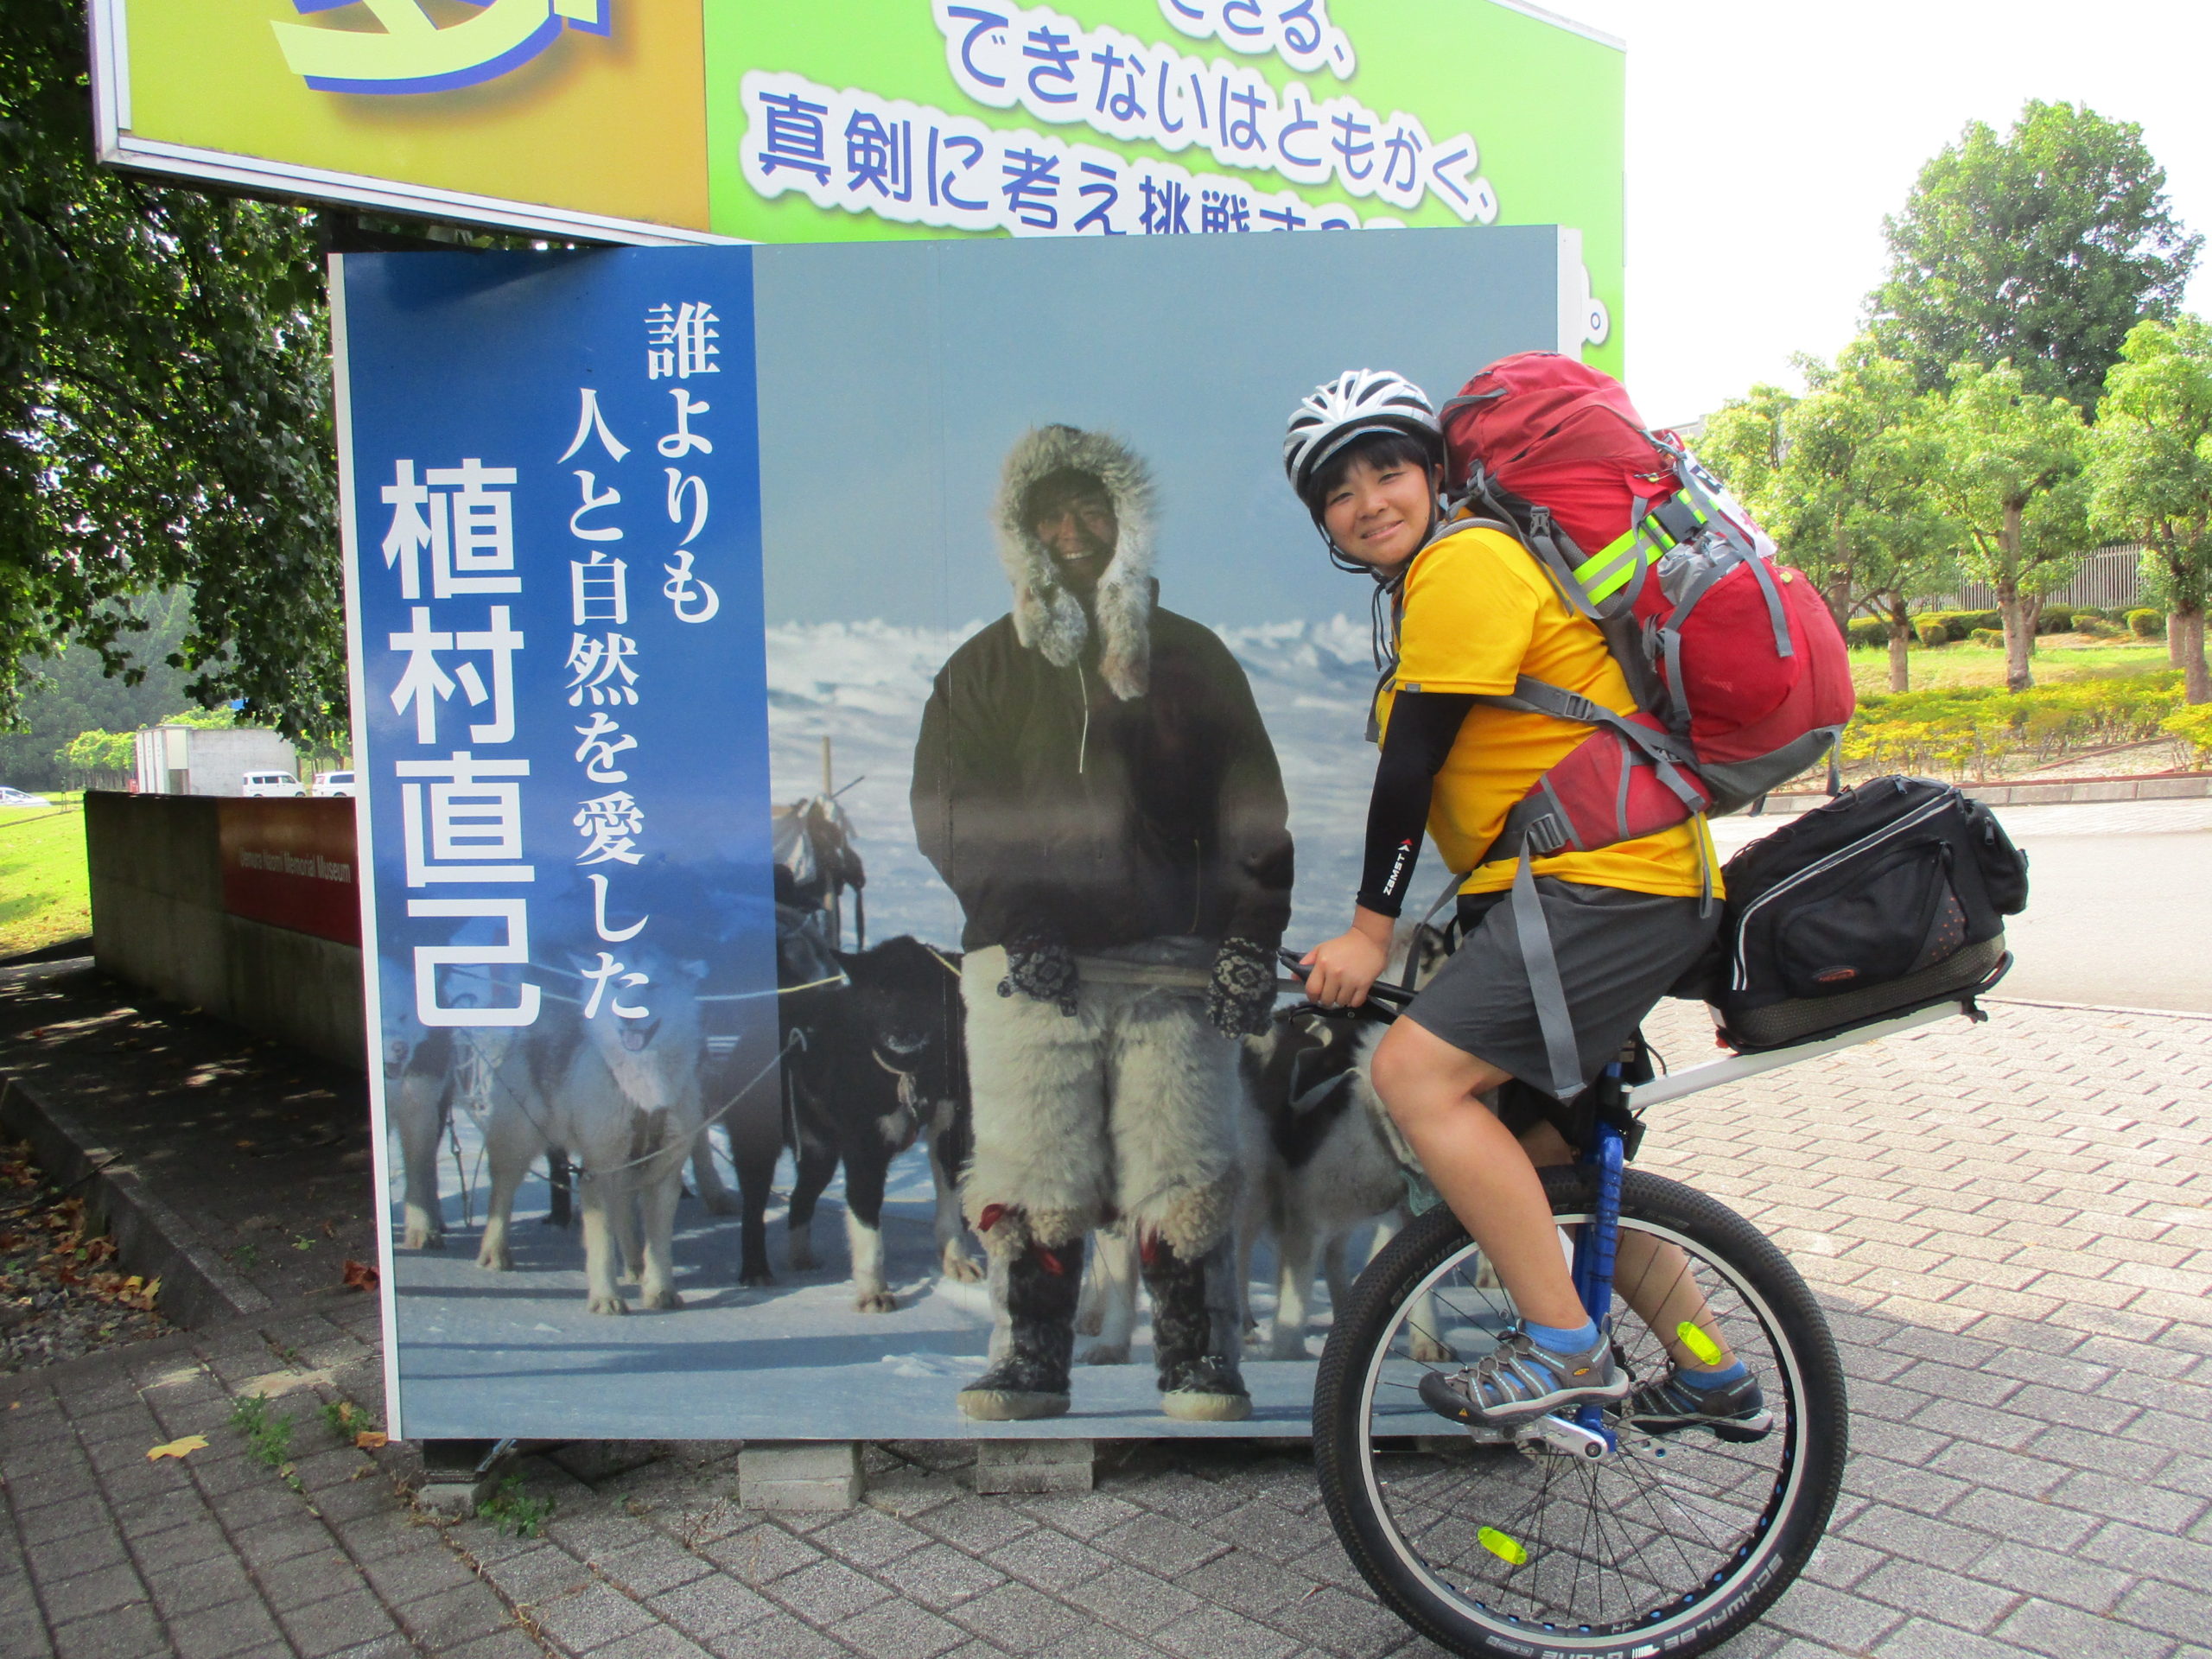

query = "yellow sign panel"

[{"left": 99, "top": 0, "right": 711, "bottom": 241}]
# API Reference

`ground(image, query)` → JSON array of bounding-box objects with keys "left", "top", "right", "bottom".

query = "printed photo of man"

[{"left": 911, "top": 424, "right": 1294, "bottom": 1423}]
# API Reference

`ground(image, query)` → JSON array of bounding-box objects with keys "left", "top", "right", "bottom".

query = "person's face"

[
  {"left": 1030, "top": 481, "right": 1119, "bottom": 595},
  {"left": 1321, "top": 453, "right": 1436, "bottom": 574}
]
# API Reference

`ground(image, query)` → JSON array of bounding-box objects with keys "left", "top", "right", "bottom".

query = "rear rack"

[{"left": 1627, "top": 999, "right": 1975, "bottom": 1111}]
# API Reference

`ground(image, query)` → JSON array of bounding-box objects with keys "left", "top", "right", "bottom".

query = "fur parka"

[{"left": 995, "top": 424, "right": 1155, "bottom": 701}]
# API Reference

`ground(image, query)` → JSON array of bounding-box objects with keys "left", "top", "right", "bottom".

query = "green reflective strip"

[
  {"left": 1570, "top": 488, "right": 1705, "bottom": 601},
  {"left": 1574, "top": 531, "right": 1646, "bottom": 601}
]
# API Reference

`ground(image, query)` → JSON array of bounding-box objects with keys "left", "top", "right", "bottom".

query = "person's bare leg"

[
  {"left": 1516, "top": 1119, "right": 1739, "bottom": 1373},
  {"left": 1370, "top": 1018, "right": 1586, "bottom": 1330}
]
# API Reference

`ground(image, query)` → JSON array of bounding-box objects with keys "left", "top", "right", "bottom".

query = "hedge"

[
  {"left": 1840, "top": 669, "right": 2195, "bottom": 779},
  {"left": 2166, "top": 704, "right": 2212, "bottom": 766},
  {"left": 1847, "top": 618, "right": 1891, "bottom": 650}
]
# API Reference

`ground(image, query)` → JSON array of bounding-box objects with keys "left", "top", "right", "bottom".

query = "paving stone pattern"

[{"left": 0, "top": 1001, "right": 2208, "bottom": 1658}]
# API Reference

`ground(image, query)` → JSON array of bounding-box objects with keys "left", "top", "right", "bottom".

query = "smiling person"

[
  {"left": 912, "top": 423, "right": 1294, "bottom": 1425},
  {"left": 1282, "top": 371, "right": 1764, "bottom": 1439}
]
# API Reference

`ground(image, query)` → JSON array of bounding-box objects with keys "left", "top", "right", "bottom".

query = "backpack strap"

[
  {"left": 1473, "top": 677, "right": 1707, "bottom": 817},
  {"left": 1403, "top": 829, "right": 1586, "bottom": 1103}
]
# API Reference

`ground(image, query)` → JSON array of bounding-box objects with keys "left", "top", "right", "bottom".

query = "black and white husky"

[
  {"left": 1234, "top": 1009, "right": 1452, "bottom": 1362},
  {"left": 717, "top": 933, "right": 982, "bottom": 1310},
  {"left": 1071, "top": 1005, "right": 1453, "bottom": 1365}
]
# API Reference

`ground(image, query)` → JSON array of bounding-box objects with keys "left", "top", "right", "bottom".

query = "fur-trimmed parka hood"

[{"left": 995, "top": 424, "right": 1156, "bottom": 700}]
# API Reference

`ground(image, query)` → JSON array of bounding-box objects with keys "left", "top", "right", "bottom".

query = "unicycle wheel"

[{"left": 1313, "top": 1166, "right": 1847, "bottom": 1659}]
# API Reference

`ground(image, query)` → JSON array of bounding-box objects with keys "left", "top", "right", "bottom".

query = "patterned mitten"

[
  {"left": 998, "top": 932, "right": 1080, "bottom": 1017},
  {"left": 1206, "top": 937, "right": 1278, "bottom": 1038}
]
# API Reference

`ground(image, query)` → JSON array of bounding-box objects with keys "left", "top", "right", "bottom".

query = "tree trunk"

[
  {"left": 2172, "top": 613, "right": 2188, "bottom": 668},
  {"left": 1824, "top": 517, "right": 1853, "bottom": 635},
  {"left": 1887, "top": 595, "right": 1912, "bottom": 693},
  {"left": 1998, "top": 503, "right": 2032, "bottom": 691},
  {"left": 2023, "top": 594, "right": 2042, "bottom": 658},
  {"left": 2177, "top": 607, "right": 2210, "bottom": 705}
]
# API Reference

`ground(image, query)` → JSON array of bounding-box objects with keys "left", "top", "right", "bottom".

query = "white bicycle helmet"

[{"left": 1283, "top": 368, "right": 1442, "bottom": 506}]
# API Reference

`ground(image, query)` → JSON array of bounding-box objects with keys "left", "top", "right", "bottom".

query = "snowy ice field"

[{"left": 390, "top": 614, "right": 1402, "bottom": 1441}]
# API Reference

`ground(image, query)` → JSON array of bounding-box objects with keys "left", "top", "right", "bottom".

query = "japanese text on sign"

[{"left": 738, "top": 0, "right": 1500, "bottom": 240}]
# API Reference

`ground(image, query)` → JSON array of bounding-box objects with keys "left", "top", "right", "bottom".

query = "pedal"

[{"left": 1519, "top": 1412, "right": 1612, "bottom": 1460}]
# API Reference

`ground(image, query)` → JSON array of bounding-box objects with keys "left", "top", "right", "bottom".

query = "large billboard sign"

[
  {"left": 92, "top": 1, "right": 1623, "bottom": 368},
  {"left": 341, "top": 225, "right": 1590, "bottom": 1439}
]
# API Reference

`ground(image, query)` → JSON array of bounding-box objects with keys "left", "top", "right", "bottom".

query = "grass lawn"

[
  {"left": 0, "top": 794, "right": 91, "bottom": 958},
  {"left": 1850, "top": 637, "right": 2174, "bottom": 696}
]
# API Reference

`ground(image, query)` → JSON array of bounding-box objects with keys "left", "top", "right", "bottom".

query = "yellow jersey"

[{"left": 1375, "top": 523, "right": 1720, "bottom": 900}]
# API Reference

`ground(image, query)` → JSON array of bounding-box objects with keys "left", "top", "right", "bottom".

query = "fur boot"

[
  {"left": 959, "top": 1235, "right": 1085, "bottom": 1421},
  {"left": 1141, "top": 1232, "right": 1251, "bottom": 1422}
]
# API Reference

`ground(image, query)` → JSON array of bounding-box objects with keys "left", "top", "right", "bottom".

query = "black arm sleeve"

[{"left": 1357, "top": 691, "right": 1476, "bottom": 917}]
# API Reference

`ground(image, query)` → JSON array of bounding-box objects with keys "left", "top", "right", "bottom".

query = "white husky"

[{"left": 475, "top": 952, "right": 710, "bottom": 1314}]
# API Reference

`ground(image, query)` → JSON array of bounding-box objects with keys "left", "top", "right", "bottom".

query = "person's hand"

[
  {"left": 998, "top": 931, "right": 1079, "bottom": 1015},
  {"left": 1300, "top": 924, "right": 1389, "bottom": 1009},
  {"left": 1205, "top": 938, "right": 1277, "bottom": 1038}
]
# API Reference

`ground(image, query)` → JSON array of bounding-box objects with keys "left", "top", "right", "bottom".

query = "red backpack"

[
  {"left": 1434, "top": 352, "right": 1854, "bottom": 866},
  {"left": 1417, "top": 353, "right": 1856, "bottom": 1095}
]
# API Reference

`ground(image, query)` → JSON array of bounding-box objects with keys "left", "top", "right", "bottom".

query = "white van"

[
  {"left": 241, "top": 771, "right": 307, "bottom": 798},
  {"left": 312, "top": 771, "right": 358, "bottom": 798}
]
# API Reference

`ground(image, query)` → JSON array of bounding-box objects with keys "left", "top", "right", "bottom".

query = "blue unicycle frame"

[{"left": 1569, "top": 1061, "right": 1630, "bottom": 1450}]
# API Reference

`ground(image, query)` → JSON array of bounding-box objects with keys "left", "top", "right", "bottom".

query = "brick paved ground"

[{"left": 2, "top": 998, "right": 2208, "bottom": 1659}]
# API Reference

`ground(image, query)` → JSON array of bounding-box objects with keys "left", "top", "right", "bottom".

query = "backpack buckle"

[
  {"left": 1649, "top": 495, "right": 1704, "bottom": 544},
  {"left": 1522, "top": 813, "right": 1569, "bottom": 857}
]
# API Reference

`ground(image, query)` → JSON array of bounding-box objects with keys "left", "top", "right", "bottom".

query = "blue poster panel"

[{"left": 341, "top": 228, "right": 1575, "bottom": 1440}]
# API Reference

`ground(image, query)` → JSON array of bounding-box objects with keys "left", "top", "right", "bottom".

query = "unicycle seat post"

[{"left": 1571, "top": 1062, "right": 1628, "bottom": 1441}]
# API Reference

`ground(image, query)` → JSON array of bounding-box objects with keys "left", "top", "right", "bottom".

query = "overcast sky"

[{"left": 1541, "top": 0, "right": 2212, "bottom": 426}]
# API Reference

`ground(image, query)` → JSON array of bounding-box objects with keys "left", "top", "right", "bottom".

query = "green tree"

[
  {"left": 1700, "top": 351, "right": 1959, "bottom": 692},
  {"left": 0, "top": 590, "right": 191, "bottom": 788},
  {"left": 1698, "top": 383, "right": 1797, "bottom": 519},
  {"left": 2088, "top": 315, "right": 2212, "bottom": 703},
  {"left": 1868, "top": 101, "right": 2201, "bottom": 411},
  {"left": 1927, "top": 360, "right": 2091, "bottom": 690},
  {"left": 1773, "top": 345, "right": 1959, "bottom": 690},
  {"left": 1, "top": 3, "right": 343, "bottom": 741},
  {"left": 57, "top": 726, "right": 134, "bottom": 785}
]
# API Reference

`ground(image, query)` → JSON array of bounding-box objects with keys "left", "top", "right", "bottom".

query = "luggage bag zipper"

[{"left": 1730, "top": 795, "right": 1955, "bottom": 991}]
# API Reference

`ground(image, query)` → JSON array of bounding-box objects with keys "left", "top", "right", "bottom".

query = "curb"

[
  {"left": 1983, "top": 995, "right": 2212, "bottom": 1022},
  {"left": 1771, "top": 772, "right": 2212, "bottom": 810},
  {"left": 0, "top": 1065, "right": 274, "bottom": 1328}
]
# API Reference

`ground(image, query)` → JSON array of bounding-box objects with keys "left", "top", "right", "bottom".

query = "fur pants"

[{"left": 961, "top": 939, "right": 1241, "bottom": 1262}]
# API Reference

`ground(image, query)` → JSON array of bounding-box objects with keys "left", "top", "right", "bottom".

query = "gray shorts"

[{"left": 1402, "top": 878, "right": 1719, "bottom": 1103}]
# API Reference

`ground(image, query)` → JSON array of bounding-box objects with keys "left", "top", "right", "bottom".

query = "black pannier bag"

[{"left": 1712, "top": 775, "right": 2027, "bottom": 1050}]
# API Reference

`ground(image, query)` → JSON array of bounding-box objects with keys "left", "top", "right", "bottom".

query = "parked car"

[
  {"left": 0, "top": 785, "right": 54, "bottom": 808},
  {"left": 311, "top": 771, "right": 358, "bottom": 798},
  {"left": 241, "top": 772, "right": 307, "bottom": 798}
]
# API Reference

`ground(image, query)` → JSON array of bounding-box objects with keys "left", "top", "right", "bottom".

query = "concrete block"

[
  {"left": 974, "top": 1439, "right": 1094, "bottom": 1496},
  {"left": 413, "top": 1440, "right": 506, "bottom": 1518},
  {"left": 739, "top": 1441, "right": 861, "bottom": 1511}
]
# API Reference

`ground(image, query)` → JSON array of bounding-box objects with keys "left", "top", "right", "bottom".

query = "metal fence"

[{"left": 1922, "top": 544, "right": 2145, "bottom": 613}]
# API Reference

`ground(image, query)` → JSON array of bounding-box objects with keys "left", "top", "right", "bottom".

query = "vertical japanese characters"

[
  {"left": 372, "top": 298, "right": 731, "bottom": 1031},
  {"left": 379, "top": 454, "right": 541, "bottom": 1028}
]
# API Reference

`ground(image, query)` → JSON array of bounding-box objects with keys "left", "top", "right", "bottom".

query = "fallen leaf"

[
  {"left": 341, "top": 1259, "right": 379, "bottom": 1292},
  {"left": 147, "top": 1435, "right": 207, "bottom": 1461},
  {"left": 354, "top": 1430, "right": 389, "bottom": 1451}
]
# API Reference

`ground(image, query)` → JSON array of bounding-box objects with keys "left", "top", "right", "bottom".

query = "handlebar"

[{"left": 1274, "top": 947, "right": 1416, "bottom": 1011}]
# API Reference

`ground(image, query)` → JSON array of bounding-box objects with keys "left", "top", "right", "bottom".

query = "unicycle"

[{"left": 1296, "top": 974, "right": 1962, "bottom": 1659}]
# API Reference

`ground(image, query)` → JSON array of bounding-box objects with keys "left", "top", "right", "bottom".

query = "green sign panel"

[{"left": 704, "top": 0, "right": 1623, "bottom": 372}]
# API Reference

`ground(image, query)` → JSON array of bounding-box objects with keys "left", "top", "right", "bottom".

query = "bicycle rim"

[{"left": 1318, "top": 1171, "right": 1845, "bottom": 1658}]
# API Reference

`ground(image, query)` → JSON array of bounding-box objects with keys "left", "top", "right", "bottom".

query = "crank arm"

[{"left": 1517, "top": 1412, "right": 1613, "bottom": 1460}]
